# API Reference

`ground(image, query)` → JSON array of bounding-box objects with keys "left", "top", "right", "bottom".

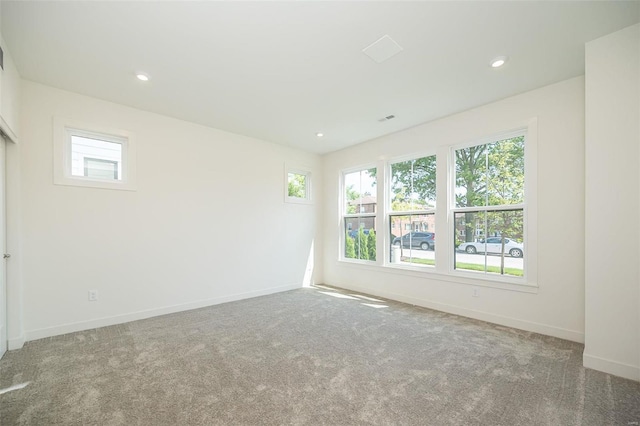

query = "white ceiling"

[{"left": 2, "top": 1, "right": 639, "bottom": 154}]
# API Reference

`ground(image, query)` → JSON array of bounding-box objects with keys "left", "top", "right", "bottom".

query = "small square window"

[
  {"left": 54, "top": 118, "right": 136, "bottom": 191},
  {"left": 288, "top": 172, "right": 307, "bottom": 198},
  {"left": 285, "top": 167, "right": 312, "bottom": 204}
]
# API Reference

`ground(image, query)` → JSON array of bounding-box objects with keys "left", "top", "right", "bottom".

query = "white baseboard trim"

[
  {"left": 25, "top": 284, "right": 301, "bottom": 343},
  {"left": 8, "top": 336, "right": 25, "bottom": 350},
  {"left": 327, "top": 282, "right": 585, "bottom": 343},
  {"left": 583, "top": 353, "right": 640, "bottom": 382}
]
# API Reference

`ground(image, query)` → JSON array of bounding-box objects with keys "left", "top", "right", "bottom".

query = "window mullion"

[
  {"left": 452, "top": 204, "right": 525, "bottom": 214},
  {"left": 389, "top": 210, "right": 435, "bottom": 217}
]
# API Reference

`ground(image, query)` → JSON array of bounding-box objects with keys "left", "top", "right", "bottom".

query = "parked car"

[
  {"left": 392, "top": 232, "right": 435, "bottom": 250},
  {"left": 458, "top": 237, "right": 523, "bottom": 258}
]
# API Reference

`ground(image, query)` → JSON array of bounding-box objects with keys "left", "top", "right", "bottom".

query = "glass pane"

[
  {"left": 454, "top": 209, "right": 524, "bottom": 277},
  {"left": 390, "top": 155, "right": 436, "bottom": 211},
  {"left": 455, "top": 136, "right": 524, "bottom": 208},
  {"left": 288, "top": 172, "right": 307, "bottom": 198},
  {"left": 345, "top": 217, "right": 376, "bottom": 261},
  {"left": 85, "top": 158, "right": 118, "bottom": 180},
  {"left": 71, "top": 135, "right": 123, "bottom": 181},
  {"left": 344, "top": 169, "right": 377, "bottom": 214},
  {"left": 389, "top": 213, "right": 435, "bottom": 267}
]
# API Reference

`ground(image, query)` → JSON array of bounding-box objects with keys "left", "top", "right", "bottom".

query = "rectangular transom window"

[
  {"left": 72, "top": 135, "right": 123, "bottom": 180},
  {"left": 389, "top": 155, "right": 436, "bottom": 268},
  {"left": 343, "top": 168, "right": 377, "bottom": 261},
  {"left": 453, "top": 133, "right": 525, "bottom": 277},
  {"left": 54, "top": 118, "right": 136, "bottom": 191}
]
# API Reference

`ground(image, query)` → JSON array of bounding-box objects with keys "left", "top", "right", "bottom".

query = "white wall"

[
  {"left": 584, "top": 24, "right": 640, "bottom": 381},
  {"left": 18, "top": 81, "right": 322, "bottom": 341},
  {"left": 323, "top": 76, "right": 586, "bottom": 343},
  {"left": 0, "top": 9, "right": 25, "bottom": 351},
  {"left": 0, "top": 33, "right": 21, "bottom": 142}
]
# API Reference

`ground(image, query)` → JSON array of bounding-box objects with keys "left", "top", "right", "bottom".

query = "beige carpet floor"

[{"left": 1, "top": 285, "right": 639, "bottom": 425}]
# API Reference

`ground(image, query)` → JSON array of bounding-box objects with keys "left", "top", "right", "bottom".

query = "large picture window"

[
  {"left": 343, "top": 168, "right": 377, "bottom": 261},
  {"left": 336, "top": 124, "right": 534, "bottom": 288},
  {"left": 453, "top": 134, "right": 525, "bottom": 277},
  {"left": 388, "top": 155, "right": 436, "bottom": 267}
]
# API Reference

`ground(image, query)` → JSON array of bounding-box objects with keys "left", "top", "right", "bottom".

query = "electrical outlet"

[
  {"left": 88, "top": 290, "right": 99, "bottom": 301},
  {"left": 472, "top": 288, "right": 480, "bottom": 298}
]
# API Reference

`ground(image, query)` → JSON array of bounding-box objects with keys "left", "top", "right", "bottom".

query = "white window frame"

[
  {"left": 284, "top": 165, "right": 312, "bottom": 204},
  {"left": 337, "top": 118, "right": 538, "bottom": 291},
  {"left": 386, "top": 152, "right": 437, "bottom": 269},
  {"left": 340, "top": 164, "right": 377, "bottom": 264},
  {"left": 447, "top": 124, "right": 537, "bottom": 287},
  {"left": 53, "top": 117, "right": 136, "bottom": 191}
]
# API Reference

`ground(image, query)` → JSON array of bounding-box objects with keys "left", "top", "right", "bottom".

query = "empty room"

[{"left": 0, "top": 1, "right": 639, "bottom": 424}]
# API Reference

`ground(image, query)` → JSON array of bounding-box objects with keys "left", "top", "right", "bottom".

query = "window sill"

[
  {"left": 284, "top": 196, "right": 313, "bottom": 205},
  {"left": 54, "top": 176, "right": 137, "bottom": 191},
  {"left": 337, "top": 258, "right": 538, "bottom": 294},
  {"left": 339, "top": 258, "right": 378, "bottom": 267}
]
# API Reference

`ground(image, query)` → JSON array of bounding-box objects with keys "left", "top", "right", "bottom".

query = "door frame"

[{"left": 2, "top": 126, "right": 23, "bottom": 351}]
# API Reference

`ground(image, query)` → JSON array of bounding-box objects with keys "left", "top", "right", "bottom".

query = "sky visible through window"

[{"left": 71, "top": 135, "right": 122, "bottom": 180}]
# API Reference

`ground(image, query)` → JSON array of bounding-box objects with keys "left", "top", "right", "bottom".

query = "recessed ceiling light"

[
  {"left": 490, "top": 56, "right": 508, "bottom": 68},
  {"left": 136, "top": 73, "right": 150, "bottom": 81},
  {"left": 316, "top": 132, "right": 324, "bottom": 138}
]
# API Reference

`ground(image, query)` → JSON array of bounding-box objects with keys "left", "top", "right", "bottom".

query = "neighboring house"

[
  {"left": 347, "top": 196, "right": 436, "bottom": 239},
  {"left": 390, "top": 214, "right": 435, "bottom": 237},
  {"left": 346, "top": 196, "right": 377, "bottom": 233},
  {"left": 349, "top": 195, "right": 377, "bottom": 214}
]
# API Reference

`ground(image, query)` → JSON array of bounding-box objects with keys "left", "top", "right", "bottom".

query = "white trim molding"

[
  {"left": 583, "top": 353, "right": 640, "bottom": 382},
  {"left": 24, "top": 284, "right": 301, "bottom": 343},
  {"left": 325, "top": 281, "right": 584, "bottom": 343},
  {"left": 8, "top": 335, "right": 25, "bottom": 350}
]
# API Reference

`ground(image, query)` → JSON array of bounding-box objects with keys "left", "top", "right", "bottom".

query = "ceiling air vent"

[
  {"left": 363, "top": 35, "right": 403, "bottom": 63},
  {"left": 378, "top": 115, "right": 396, "bottom": 122}
]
